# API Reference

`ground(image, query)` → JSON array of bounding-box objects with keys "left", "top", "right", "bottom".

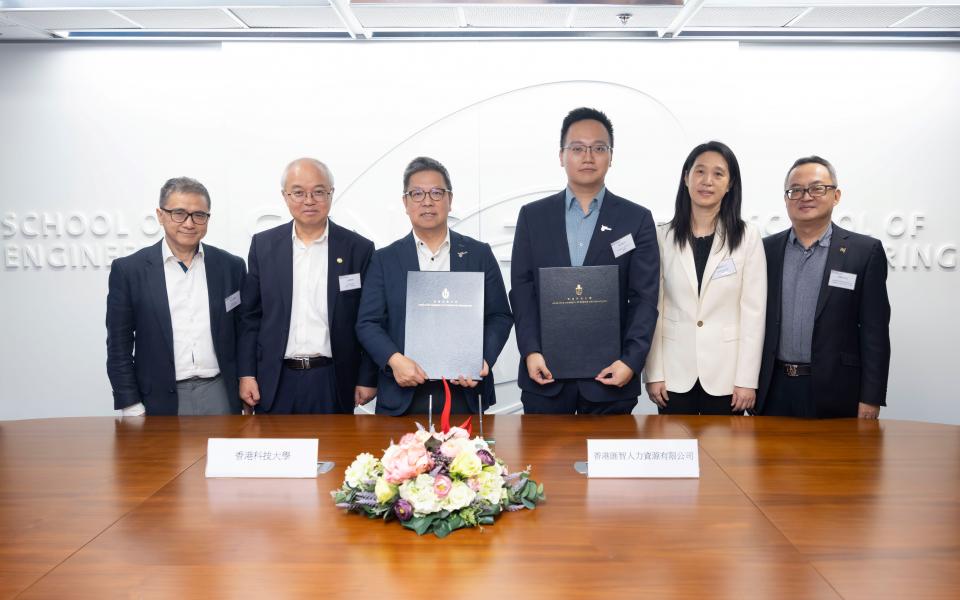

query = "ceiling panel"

[
  {"left": 462, "top": 6, "right": 570, "bottom": 29},
  {"left": 571, "top": 6, "right": 680, "bottom": 28},
  {"left": 1, "top": 9, "right": 136, "bottom": 30},
  {"left": 352, "top": 6, "right": 460, "bottom": 29},
  {"left": 116, "top": 9, "right": 242, "bottom": 30},
  {"left": 688, "top": 6, "right": 806, "bottom": 28},
  {"left": 232, "top": 6, "right": 344, "bottom": 29},
  {"left": 789, "top": 6, "right": 918, "bottom": 28},
  {"left": 893, "top": 7, "right": 960, "bottom": 28}
]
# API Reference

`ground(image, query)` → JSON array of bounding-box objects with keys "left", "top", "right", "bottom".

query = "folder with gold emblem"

[
  {"left": 538, "top": 265, "right": 620, "bottom": 379},
  {"left": 404, "top": 271, "right": 484, "bottom": 380}
]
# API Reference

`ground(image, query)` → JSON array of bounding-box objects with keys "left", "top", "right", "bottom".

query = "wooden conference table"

[{"left": 1, "top": 415, "right": 957, "bottom": 599}]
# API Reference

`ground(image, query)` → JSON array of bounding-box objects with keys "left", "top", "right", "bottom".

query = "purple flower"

[
  {"left": 477, "top": 449, "right": 496, "bottom": 467},
  {"left": 394, "top": 499, "right": 414, "bottom": 522}
]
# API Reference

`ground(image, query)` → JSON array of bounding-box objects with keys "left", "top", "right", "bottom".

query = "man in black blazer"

[
  {"left": 238, "top": 158, "right": 377, "bottom": 414},
  {"left": 356, "top": 157, "right": 513, "bottom": 415},
  {"left": 510, "top": 107, "right": 659, "bottom": 414},
  {"left": 106, "top": 177, "right": 246, "bottom": 416},
  {"left": 756, "top": 156, "right": 890, "bottom": 419}
]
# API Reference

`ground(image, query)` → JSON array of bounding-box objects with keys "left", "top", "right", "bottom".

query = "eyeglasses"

[
  {"left": 159, "top": 207, "right": 210, "bottom": 225},
  {"left": 404, "top": 188, "right": 450, "bottom": 203},
  {"left": 285, "top": 189, "right": 333, "bottom": 203},
  {"left": 784, "top": 184, "right": 837, "bottom": 201},
  {"left": 563, "top": 144, "right": 611, "bottom": 157}
]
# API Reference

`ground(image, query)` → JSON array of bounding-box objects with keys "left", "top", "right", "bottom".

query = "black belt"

[
  {"left": 777, "top": 361, "right": 811, "bottom": 377},
  {"left": 177, "top": 374, "right": 219, "bottom": 383},
  {"left": 284, "top": 356, "right": 333, "bottom": 370}
]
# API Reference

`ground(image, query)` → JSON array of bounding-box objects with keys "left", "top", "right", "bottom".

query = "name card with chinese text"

[
  {"left": 587, "top": 439, "right": 700, "bottom": 478},
  {"left": 205, "top": 438, "right": 319, "bottom": 478}
]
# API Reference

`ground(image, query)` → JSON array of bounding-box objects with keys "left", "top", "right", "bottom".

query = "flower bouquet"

[{"left": 332, "top": 400, "right": 545, "bottom": 538}]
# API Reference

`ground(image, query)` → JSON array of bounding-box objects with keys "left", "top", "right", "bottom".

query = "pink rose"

[
  {"left": 381, "top": 440, "right": 434, "bottom": 484},
  {"left": 433, "top": 474, "right": 453, "bottom": 498},
  {"left": 440, "top": 436, "right": 474, "bottom": 459}
]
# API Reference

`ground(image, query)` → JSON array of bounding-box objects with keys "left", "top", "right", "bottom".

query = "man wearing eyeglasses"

[
  {"left": 510, "top": 107, "right": 659, "bottom": 414},
  {"left": 756, "top": 156, "right": 890, "bottom": 419},
  {"left": 237, "top": 158, "right": 377, "bottom": 414},
  {"left": 356, "top": 156, "right": 512, "bottom": 415},
  {"left": 106, "top": 177, "right": 246, "bottom": 416}
]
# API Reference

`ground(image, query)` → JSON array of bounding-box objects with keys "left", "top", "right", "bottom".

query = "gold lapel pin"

[{"left": 336, "top": 257, "right": 344, "bottom": 264}]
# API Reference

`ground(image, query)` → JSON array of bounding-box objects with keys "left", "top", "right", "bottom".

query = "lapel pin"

[
  {"left": 336, "top": 257, "right": 344, "bottom": 264},
  {"left": 601, "top": 225, "right": 612, "bottom": 232},
  {"left": 839, "top": 247, "right": 846, "bottom": 254},
  {"left": 457, "top": 251, "right": 468, "bottom": 258}
]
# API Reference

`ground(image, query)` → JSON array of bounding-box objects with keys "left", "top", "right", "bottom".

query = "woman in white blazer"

[{"left": 644, "top": 141, "right": 766, "bottom": 415}]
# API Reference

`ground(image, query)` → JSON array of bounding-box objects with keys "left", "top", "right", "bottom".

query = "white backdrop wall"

[{"left": 1, "top": 40, "right": 957, "bottom": 423}]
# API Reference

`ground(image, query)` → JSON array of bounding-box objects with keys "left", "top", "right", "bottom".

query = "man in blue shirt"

[{"left": 509, "top": 107, "right": 659, "bottom": 414}]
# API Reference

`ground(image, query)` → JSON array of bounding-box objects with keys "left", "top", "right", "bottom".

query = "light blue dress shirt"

[{"left": 564, "top": 186, "right": 605, "bottom": 267}]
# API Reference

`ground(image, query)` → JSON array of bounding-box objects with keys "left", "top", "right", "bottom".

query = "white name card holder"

[
  {"left": 205, "top": 438, "right": 320, "bottom": 478},
  {"left": 579, "top": 439, "right": 700, "bottom": 478}
]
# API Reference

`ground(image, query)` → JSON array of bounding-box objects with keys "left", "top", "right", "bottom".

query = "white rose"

[
  {"left": 399, "top": 473, "right": 441, "bottom": 515},
  {"left": 345, "top": 453, "right": 380, "bottom": 488},
  {"left": 441, "top": 480, "right": 477, "bottom": 511},
  {"left": 476, "top": 469, "right": 505, "bottom": 504}
]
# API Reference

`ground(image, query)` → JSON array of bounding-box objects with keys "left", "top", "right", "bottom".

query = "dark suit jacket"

[
  {"left": 756, "top": 223, "right": 891, "bottom": 418},
  {"left": 356, "top": 231, "right": 513, "bottom": 416},
  {"left": 509, "top": 190, "right": 659, "bottom": 402},
  {"left": 238, "top": 220, "right": 377, "bottom": 413},
  {"left": 106, "top": 240, "right": 246, "bottom": 415}
]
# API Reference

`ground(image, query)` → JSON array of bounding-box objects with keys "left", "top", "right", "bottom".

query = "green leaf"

[
  {"left": 521, "top": 498, "right": 535, "bottom": 510},
  {"left": 479, "top": 516, "right": 495, "bottom": 525}
]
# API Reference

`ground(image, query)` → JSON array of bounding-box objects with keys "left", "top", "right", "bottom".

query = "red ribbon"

[{"left": 440, "top": 378, "right": 473, "bottom": 437}]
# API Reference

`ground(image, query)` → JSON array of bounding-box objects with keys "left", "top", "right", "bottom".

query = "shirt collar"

[
  {"left": 162, "top": 238, "right": 203, "bottom": 263},
  {"left": 565, "top": 186, "right": 606, "bottom": 214},
  {"left": 413, "top": 228, "right": 451, "bottom": 254},
  {"left": 788, "top": 223, "right": 833, "bottom": 249},
  {"left": 292, "top": 222, "right": 329, "bottom": 248}
]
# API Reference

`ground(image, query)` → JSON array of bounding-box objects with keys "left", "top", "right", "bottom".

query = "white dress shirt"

[
  {"left": 413, "top": 229, "right": 451, "bottom": 272},
  {"left": 162, "top": 239, "right": 220, "bottom": 381},
  {"left": 284, "top": 224, "right": 332, "bottom": 358}
]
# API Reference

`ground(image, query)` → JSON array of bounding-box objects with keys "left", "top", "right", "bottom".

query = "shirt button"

[{"left": 697, "top": 320, "right": 704, "bottom": 327}]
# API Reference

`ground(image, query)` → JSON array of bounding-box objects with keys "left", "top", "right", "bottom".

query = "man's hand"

[
  {"left": 388, "top": 353, "right": 427, "bottom": 387},
  {"left": 731, "top": 386, "right": 756, "bottom": 413},
  {"left": 451, "top": 361, "right": 489, "bottom": 388},
  {"left": 858, "top": 402, "right": 880, "bottom": 419},
  {"left": 120, "top": 402, "right": 146, "bottom": 417},
  {"left": 239, "top": 376, "right": 261, "bottom": 408},
  {"left": 646, "top": 381, "right": 668, "bottom": 408},
  {"left": 354, "top": 385, "right": 377, "bottom": 407},
  {"left": 595, "top": 360, "right": 634, "bottom": 387},
  {"left": 525, "top": 353, "right": 554, "bottom": 386}
]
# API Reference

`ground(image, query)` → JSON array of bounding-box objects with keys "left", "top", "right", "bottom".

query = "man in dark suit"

[
  {"left": 510, "top": 107, "right": 659, "bottom": 414},
  {"left": 356, "top": 156, "right": 513, "bottom": 416},
  {"left": 756, "top": 156, "right": 890, "bottom": 419},
  {"left": 106, "top": 177, "right": 246, "bottom": 416},
  {"left": 238, "top": 158, "right": 377, "bottom": 414}
]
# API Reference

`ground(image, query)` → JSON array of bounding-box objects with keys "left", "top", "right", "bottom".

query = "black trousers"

[
  {"left": 268, "top": 363, "right": 347, "bottom": 414},
  {"left": 761, "top": 369, "right": 816, "bottom": 418},
  {"left": 658, "top": 379, "right": 742, "bottom": 416},
  {"left": 404, "top": 380, "right": 475, "bottom": 416},
  {"left": 521, "top": 382, "right": 637, "bottom": 415}
]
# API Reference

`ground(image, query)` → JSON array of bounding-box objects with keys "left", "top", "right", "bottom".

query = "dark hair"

[
  {"left": 560, "top": 107, "right": 614, "bottom": 149},
  {"left": 159, "top": 177, "right": 211, "bottom": 209},
  {"left": 669, "top": 141, "right": 745, "bottom": 253},
  {"left": 403, "top": 156, "right": 452, "bottom": 191},
  {"left": 785, "top": 155, "right": 838, "bottom": 188}
]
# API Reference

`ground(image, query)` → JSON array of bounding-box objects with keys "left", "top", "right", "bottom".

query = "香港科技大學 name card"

[
  {"left": 205, "top": 438, "right": 319, "bottom": 478},
  {"left": 587, "top": 439, "right": 700, "bottom": 478}
]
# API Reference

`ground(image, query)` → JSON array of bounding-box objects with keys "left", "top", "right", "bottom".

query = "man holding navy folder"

[
  {"left": 356, "top": 157, "right": 513, "bottom": 416},
  {"left": 510, "top": 107, "right": 660, "bottom": 414}
]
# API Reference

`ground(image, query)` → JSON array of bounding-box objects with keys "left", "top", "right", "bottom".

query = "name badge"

[
  {"left": 205, "top": 438, "right": 319, "bottom": 478},
  {"left": 339, "top": 273, "right": 362, "bottom": 292},
  {"left": 611, "top": 234, "right": 636, "bottom": 259},
  {"left": 587, "top": 439, "right": 699, "bottom": 478},
  {"left": 711, "top": 257, "right": 737, "bottom": 280},
  {"left": 828, "top": 270, "right": 857, "bottom": 290},
  {"left": 225, "top": 290, "right": 241, "bottom": 312}
]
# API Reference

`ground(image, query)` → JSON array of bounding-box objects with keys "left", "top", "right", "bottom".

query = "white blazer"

[{"left": 644, "top": 222, "right": 767, "bottom": 396}]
